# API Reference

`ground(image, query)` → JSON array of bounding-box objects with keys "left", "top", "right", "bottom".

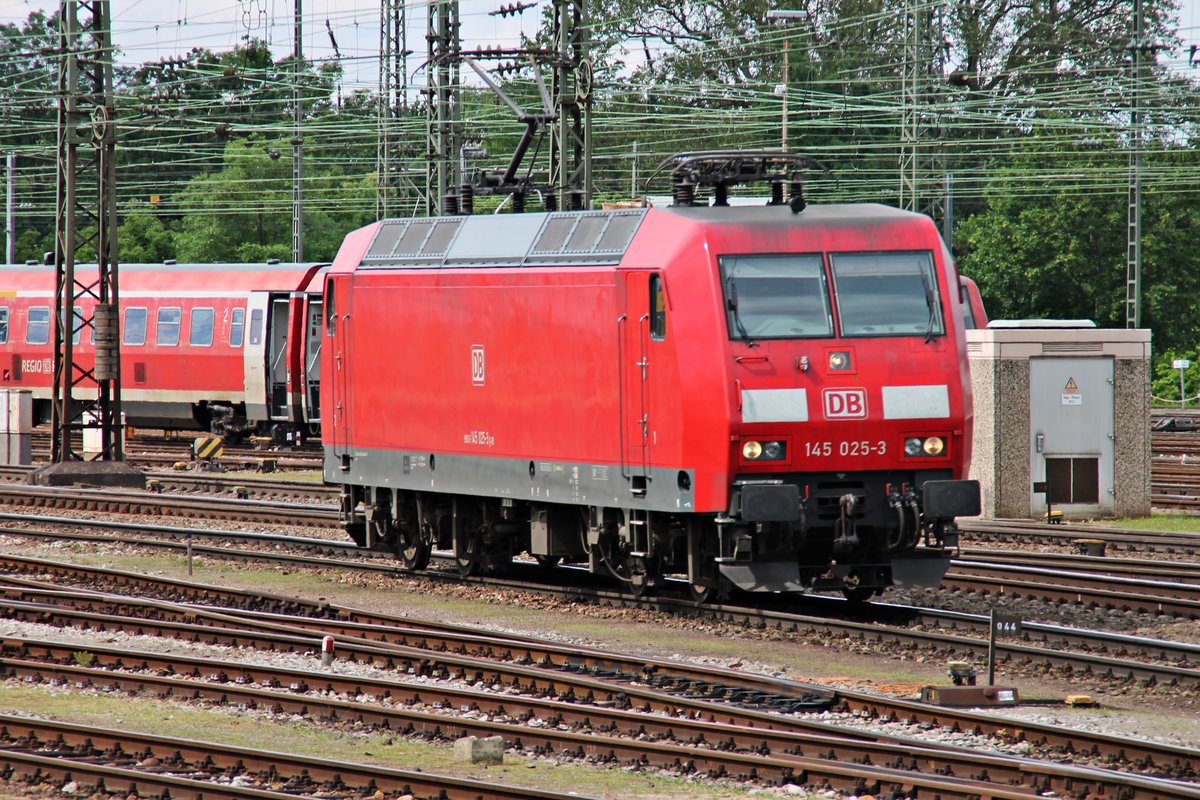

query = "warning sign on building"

[{"left": 1062, "top": 377, "right": 1082, "bottom": 406}]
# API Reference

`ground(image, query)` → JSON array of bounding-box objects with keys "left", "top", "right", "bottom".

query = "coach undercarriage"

[{"left": 341, "top": 469, "right": 966, "bottom": 602}]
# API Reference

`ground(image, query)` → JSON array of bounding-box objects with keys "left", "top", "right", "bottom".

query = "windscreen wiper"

[
  {"left": 921, "top": 272, "right": 940, "bottom": 343},
  {"left": 727, "top": 276, "right": 755, "bottom": 346}
]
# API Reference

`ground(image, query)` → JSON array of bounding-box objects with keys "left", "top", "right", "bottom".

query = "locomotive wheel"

[
  {"left": 454, "top": 527, "right": 482, "bottom": 576},
  {"left": 397, "top": 524, "right": 431, "bottom": 571},
  {"left": 624, "top": 554, "right": 661, "bottom": 597},
  {"left": 534, "top": 555, "right": 561, "bottom": 569},
  {"left": 688, "top": 575, "right": 729, "bottom": 604},
  {"left": 842, "top": 586, "right": 876, "bottom": 603}
]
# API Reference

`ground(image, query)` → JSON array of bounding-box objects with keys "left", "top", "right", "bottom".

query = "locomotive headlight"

[
  {"left": 742, "top": 440, "right": 787, "bottom": 461},
  {"left": 905, "top": 436, "right": 947, "bottom": 457},
  {"left": 828, "top": 351, "right": 852, "bottom": 371}
]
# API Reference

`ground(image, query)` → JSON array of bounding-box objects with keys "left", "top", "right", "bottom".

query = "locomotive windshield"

[
  {"left": 718, "top": 254, "right": 833, "bottom": 340},
  {"left": 829, "top": 251, "right": 944, "bottom": 338}
]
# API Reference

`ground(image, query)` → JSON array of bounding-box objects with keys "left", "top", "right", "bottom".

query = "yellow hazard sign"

[{"left": 193, "top": 435, "right": 224, "bottom": 460}]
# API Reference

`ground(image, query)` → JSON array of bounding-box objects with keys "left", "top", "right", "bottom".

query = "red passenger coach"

[
  {"left": 0, "top": 261, "right": 326, "bottom": 438},
  {"left": 324, "top": 159, "right": 980, "bottom": 601}
]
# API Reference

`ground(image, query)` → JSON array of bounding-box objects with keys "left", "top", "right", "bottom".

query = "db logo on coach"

[
  {"left": 471, "top": 345, "right": 485, "bottom": 386},
  {"left": 823, "top": 388, "right": 867, "bottom": 419}
]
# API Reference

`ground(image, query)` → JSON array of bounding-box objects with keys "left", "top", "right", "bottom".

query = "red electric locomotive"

[
  {"left": 323, "top": 153, "right": 980, "bottom": 601},
  {"left": 0, "top": 261, "right": 326, "bottom": 439}
]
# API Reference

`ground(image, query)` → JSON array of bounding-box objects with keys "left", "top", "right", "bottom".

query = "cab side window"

[
  {"left": 649, "top": 274, "right": 666, "bottom": 341},
  {"left": 0, "top": 307, "right": 8, "bottom": 344}
]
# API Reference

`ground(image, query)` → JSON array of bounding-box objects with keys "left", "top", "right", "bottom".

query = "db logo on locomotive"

[
  {"left": 471, "top": 345, "right": 485, "bottom": 386},
  {"left": 822, "top": 388, "right": 867, "bottom": 419}
]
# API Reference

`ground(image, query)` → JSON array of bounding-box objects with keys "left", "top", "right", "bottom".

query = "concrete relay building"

[{"left": 966, "top": 324, "right": 1151, "bottom": 519}]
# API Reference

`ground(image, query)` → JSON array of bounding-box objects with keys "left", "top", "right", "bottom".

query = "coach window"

[
  {"left": 124, "top": 307, "right": 148, "bottom": 346},
  {"left": 649, "top": 274, "right": 666, "bottom": 341},
  {"left": 72, "top": 306, "right": 84, "bottom": 345},
  {"left": 718, "top": 254, "right": 832, "bottom": 340},
  {"left": 0, "top": 307, "right": 8, "bottom": 344},
  {"left": 26, "top": 307, "right": 49, "bottom": 345},
  {"left": 830, "top": 252, "right": 944, "bottom": 338},
  {"left": 156, "top": 307, "right": 181, "bottom": 346},
  {"left": 190, "top": 307, "right": 215, "bottom": 347},
  {"left": 229, "top": 308, "right": 246, "bottom": 347},
  {"left": 249, "top": 308, "right": 263, "bottom": 346}
]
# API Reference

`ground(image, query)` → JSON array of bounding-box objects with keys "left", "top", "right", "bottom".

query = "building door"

[{"left": 1030, "top": 357, "right": 1114, "bottom": 515}]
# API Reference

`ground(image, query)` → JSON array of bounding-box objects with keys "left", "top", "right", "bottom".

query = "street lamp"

[{"left": 766, "top": 9, "right": 806, "bottom": 153}]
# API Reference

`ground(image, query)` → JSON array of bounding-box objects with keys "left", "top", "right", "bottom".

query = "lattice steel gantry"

[
  {"left": 36, "top": 0, "right": 142, "bottom": 486},
  {"left": 549, "top": 0, "right": 592, "bottom": 209}
]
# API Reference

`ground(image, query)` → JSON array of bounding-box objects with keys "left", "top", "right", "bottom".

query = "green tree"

[
  {"left": 172, "top": 137, "right": 372, "bottom": 263},
  {"left": 118, "top": 212, "right": 177, "bottom": 263},
  {"left": 957, "top": 133, "right": 1200, "bottom": 356}
]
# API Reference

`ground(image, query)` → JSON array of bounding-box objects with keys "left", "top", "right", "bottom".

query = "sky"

[
  {"left": 0, "top": 0, "right": 1198, "bottom": 85},
  {"left": 0, "top": 0, "right": 536, "bottom": 93}
]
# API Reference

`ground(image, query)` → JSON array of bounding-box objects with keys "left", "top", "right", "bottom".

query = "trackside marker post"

[{"left": 321, "top": 635, "right": 335, "bottom": 667}]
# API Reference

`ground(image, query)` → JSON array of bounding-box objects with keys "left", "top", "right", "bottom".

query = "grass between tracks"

[
  {"left": 1088, "top": 514, "right": 1200, "bottom": 532},
  {"left": 0, "top": 684, "right": 777, "bottom": 800}
]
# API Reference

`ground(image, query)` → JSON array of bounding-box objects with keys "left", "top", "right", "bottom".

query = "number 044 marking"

[{"left": 804, "top": 440, "right": 887, "bottom": 457}]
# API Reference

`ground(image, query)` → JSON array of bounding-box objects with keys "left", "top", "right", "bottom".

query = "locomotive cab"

[{"left": 704, "top": 215, "right": 980, "bottom": 599}]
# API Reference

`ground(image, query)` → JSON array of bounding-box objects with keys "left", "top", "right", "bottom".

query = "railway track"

[
  {"left": 0, "top": 484, "right": 338, "bottom": 527},
  {"left": 5, "top": 483, "right": 1200, "bottom": 621},
  {"left": 2, "top": 506, "right": 1200, "bottom": 694},
  {"left": 26, "top": 429, "right": 324, "bottom": 472},
  {"left": 0, "top": 713, "right": 589, "bottom": 800},
  {"left": 4, "top": 566, "right": 1200, "bottom": 800}
]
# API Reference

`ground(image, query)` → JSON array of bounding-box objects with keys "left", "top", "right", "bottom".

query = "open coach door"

[
  {"left": 301, "top": 291, "right": 323, "bottom": 430},
  {"left": 242, "top": 292, "right": 294, "bottom": 427}
]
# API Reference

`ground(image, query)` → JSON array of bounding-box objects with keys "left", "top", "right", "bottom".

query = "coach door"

[
  {"left": 620, "top": 271, "right": 655, "bottom": 494},
  {"left": 301, "top": 294, "right": 323, "bottom": 426},
  {"left": 267, "top": 296, "right": 291, "bottom": 420},
  {"left": 243, "top": 292, "right": 271, "bottom": 423}
]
